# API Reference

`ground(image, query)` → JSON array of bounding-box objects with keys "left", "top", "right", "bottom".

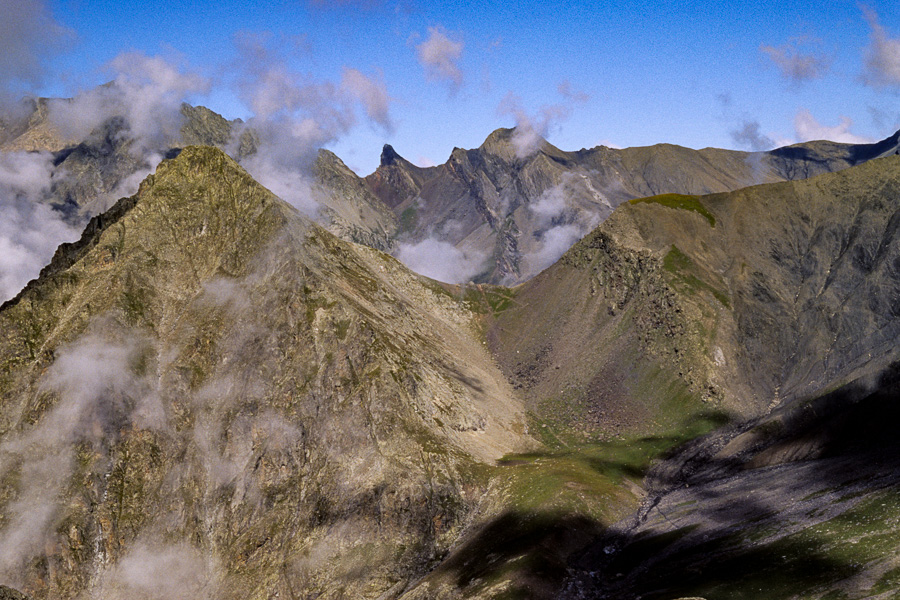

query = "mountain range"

[{"left": 1, "top": 97, "right": 900, "bottom": 599}]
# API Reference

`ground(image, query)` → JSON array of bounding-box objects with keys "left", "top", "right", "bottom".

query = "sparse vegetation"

[{"left": 630, "top": 193, "right": 716, "bottom": 226}]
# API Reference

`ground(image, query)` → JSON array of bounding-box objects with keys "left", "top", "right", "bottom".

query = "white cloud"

[
  {"left": 0, "top": 327, "right": 163, "bottom": 578},
  {"left": 48, "top": 52, "right": 210, "bottom": 151},
  {"left": 394, "top": 238, "right": 486, "bottom": 283},
  {"left": 794, "top": 109, "right": 871, "bottom": 144},
  {"left": 0, "top": 151, "right": 80, "bottom": 302},
  {"left": 527, "top": 224, "right": 584, "bottom": 274},
  {"left": 415, "top": 27, "right": 464, "bottom": 91},
  {"left": 497, "top": 93, "right": 566, "bottom": 159},
  {"left": 862, "top": 6, "right": 900, "bottom": 88},
  {"left": 99, "top": 541, "right": 220, "bottom": 600},
  {"left": 241, "top": 151, "right": 321, "bottom": 217},
  {"left": 530, "top": 183, "right": 569, "bottom": 224}
]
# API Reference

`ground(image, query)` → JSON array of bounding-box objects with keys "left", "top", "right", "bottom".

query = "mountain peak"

[{"left": 380, "top": 143, "right": 403, "bottom": 167}]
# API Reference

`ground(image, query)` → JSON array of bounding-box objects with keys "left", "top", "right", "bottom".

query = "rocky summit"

[{"left": 3, "top": 133, "right": 900, "bottom": 600}]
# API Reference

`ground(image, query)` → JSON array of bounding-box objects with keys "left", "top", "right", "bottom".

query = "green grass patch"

[
  {"left": 399, "top": 206, "right": 418, "bottom": 233},
  {"left": 630, "top": 193, "right": 716, "bottom": 227}
]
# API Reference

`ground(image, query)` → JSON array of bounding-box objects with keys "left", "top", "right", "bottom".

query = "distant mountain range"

[
  {"left": 5, "top": 96, "right": 900, "bottom": 286},
  {"left": 3, "top": 96, "right": 900, "bottom": 599}
]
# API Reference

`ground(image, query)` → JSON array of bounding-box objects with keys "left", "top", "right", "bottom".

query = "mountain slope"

[
  {"left": 487, "top": 154, "right": 900, "bottom": 433},
  {"left": 473, "top": 154, "right": 900, "bottom": 598},
  {"left": 0, "top": 146, "right": 531, "bottom": 599}
]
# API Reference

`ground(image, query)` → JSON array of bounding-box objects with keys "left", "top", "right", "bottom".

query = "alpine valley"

[{"left": 3, "top": 98, "right": 900, "bottom": 600}]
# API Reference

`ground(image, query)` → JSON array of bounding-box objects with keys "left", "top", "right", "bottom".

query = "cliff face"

[{"left": 0, "top": 146, "right": 531, "bottom": 599}]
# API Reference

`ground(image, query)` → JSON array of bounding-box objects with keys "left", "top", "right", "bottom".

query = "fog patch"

[
  {"left": 0, "top": 324, "right": 162, "bottom": 580},
  {"left": 523, "top": 178, "right": 601, "bottom": 277},
  {"left": 530, "top": 182, "right": 570, "bottom": 224},
  {"left": 0, "top": 151, "right": 80, "bottom": 301},
  {"left": 527, "top": 223, "right": 585, "bottom": 274},
  {"left": 97, "top": 540, "right": 220, "bottom": 600},
  {"left": 394, "top": 238, "right": 486, "bottom": 283}
]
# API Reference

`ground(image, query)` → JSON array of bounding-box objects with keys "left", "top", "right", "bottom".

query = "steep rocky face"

[
  {"left": 0, "top": 98, "right": 73, "bottom": 153},
  {"left": 0, "top": 146, "right": 531, "bottom": 599},
  {"left": 312, "top": 149, "right": 399, "bottom": 251},
  {"left": 358, "top": 128, "right": 900, "bottom": 285}
]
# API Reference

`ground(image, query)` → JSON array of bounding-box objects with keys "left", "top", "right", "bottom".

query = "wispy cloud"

[
  {"left": 861, "top": 6, "right": 900, "bottom": 88},
  {"left": 227, "top": 31, "right": 397, "bottom": 215},
  {"left": 522, "top": 179, "right": 600, "bottom": 277},
  {"left": 48, "top": 52, "right": 210, "bottom": 149},
  {"left": 794, "top": 108, "right": 871, "bottom": 144},
  {"left": 415, "top": 26, "right": 464, "bottom": 92},
  {"left": 0, "top": 325, "right": 162, "bottom": 577},
  {"left": 0, "top": 0, "right": 72, "bottom": 96},
  {"left": 98, "top": 541, "right": 221, "bottom": 600},
  {"left": 497, "top": 82, "right": 588, "bottom": 159},
  {"left": 394, "top": 238, "right": 485, "bottom": 283},
  {"left": 760, "top": 40, "right": 829, "bottom": 84},
  {"left": 731, "top": 120, "right": 775, "bottom": 151},
  {"left": 340, "top": 67, "right": 393, "bottom": 132}
]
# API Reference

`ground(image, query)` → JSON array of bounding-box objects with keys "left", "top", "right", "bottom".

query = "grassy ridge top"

[{"left": 629, "top": 193, "right": 716, "bottom": 226}]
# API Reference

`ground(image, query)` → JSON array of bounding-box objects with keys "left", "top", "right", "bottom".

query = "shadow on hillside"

[
  {"left": 438, "top": 511, "right": 605, "bottom": 598},
  {"left": 434, "top": 366, "right": 900, "bottom": 598},
  {"left": 564, "top": 360, "right": 900, "bottom": 599}
]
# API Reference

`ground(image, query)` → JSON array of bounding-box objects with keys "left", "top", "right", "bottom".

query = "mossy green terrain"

[{"left": 630, "top": 193, "right": 716, "bottom": 226}]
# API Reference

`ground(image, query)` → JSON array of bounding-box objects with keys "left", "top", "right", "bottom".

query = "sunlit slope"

[{"left": 0, "top": 146, "right": 531, "bottom": 600}]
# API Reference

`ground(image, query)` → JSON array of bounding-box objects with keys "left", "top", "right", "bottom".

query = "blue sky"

[{"left": 6, "top": 0, "right": 900, "bottom": 174}]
